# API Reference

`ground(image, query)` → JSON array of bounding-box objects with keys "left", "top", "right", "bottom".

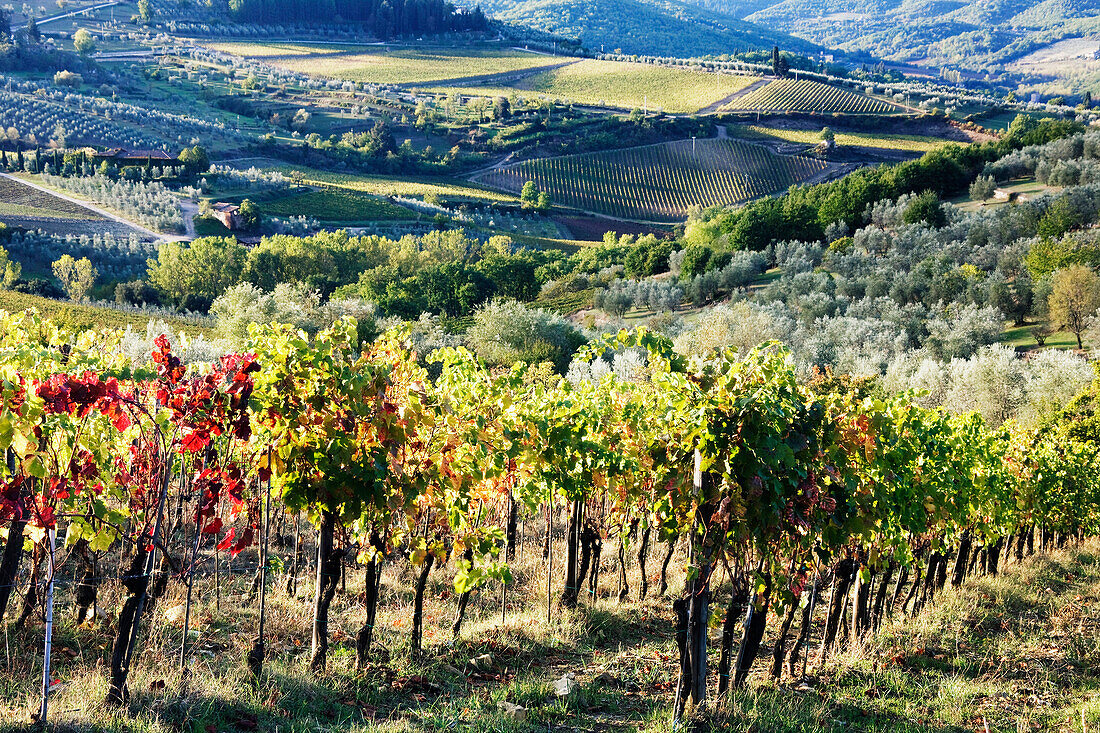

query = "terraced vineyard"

[
  {"left": 475, "top": 138, "right": 834, "bottom": 221},
  {"left": 722, "top": 78, "right": 902, "bottom": 115}
]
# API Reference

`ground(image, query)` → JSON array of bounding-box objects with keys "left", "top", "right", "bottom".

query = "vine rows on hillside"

[
  {"left": 722, "top": 78, "right": 900, "bottom": 115},
  {"left": 477, "top": 139, "right": 833, "bottom": 221},
  {"left": 0, "top": 313, "right": 1096, "bottom": 718}
]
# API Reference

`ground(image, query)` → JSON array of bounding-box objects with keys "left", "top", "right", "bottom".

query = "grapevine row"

[
  {"left": 0, "top": 314, "right": 1095, "bottom": 719},
  {"left": 722, "top": 78, "right": 900, "bottom": 115},
  {"left": 477, "top": 139, "right": 831, "bottom": 221}
]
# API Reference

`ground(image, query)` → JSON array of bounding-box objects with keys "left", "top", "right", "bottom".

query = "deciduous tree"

[
  {"left": 52, "top": 254, "right": 96, "bottom": 301},
  {"left": 1049, "top": 265, "right": 1100, "bottom": 349}
]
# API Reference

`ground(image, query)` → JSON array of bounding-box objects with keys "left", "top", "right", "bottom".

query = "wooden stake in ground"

[
  {"left": 248, "top": 464, "right": 273, "bottom": 678},
  {"left": 546, "top": 499, "right": 553, "bottom": 625},
  {"left": 37, "top": 527, "right": 56, "bottom": 725},
  {"left": 181, "top": 473, "right": 208, "bottom": 672}
]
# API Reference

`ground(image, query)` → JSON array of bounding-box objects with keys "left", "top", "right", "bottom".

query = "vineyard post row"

[{"left": 0, "top": 313, "right": 1096, "bottom": 721}]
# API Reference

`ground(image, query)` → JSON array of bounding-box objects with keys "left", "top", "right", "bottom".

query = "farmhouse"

[
  {"left": 211, "top": 202, "right": 241, "bottom": 230},
  {"left": 91, "top": 148, "right": 181, "bottom": 166}
]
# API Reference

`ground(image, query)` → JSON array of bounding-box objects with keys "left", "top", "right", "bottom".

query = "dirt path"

[
  {"left": 406, "top": 60, "right": 578, "bottom": 89},
  {"left": 180, "top": 200, "right": 199, "bottom": 239},
  {"left": 31, "top": 0, "right": 118, "bottom": 27},
  {"left": 465, "top": 152, "right": 517, "bottom": 179},
  {"left": 698, "top": 78, "right": 770, "bottom": 115},
  {"left": 0, "top": 172, "right": 182, "bottom": 241}
]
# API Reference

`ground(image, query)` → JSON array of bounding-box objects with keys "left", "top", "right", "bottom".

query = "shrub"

[
  {"left": 465, "top": 299, "right": 585, "bottom": 373},
  {"left": 53, "top": 70, "right": 83, "bottom": 88}
]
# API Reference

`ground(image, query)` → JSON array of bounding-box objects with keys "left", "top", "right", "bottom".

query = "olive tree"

[{"left": 465, "top": 299, "right": 585, "bottom": 373}]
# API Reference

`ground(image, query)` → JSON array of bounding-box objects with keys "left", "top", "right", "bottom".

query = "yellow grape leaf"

[
  {"left": 11, "top": 427, "right": 29, "bottom": 457},
  {"left": 89, "top": 530, "right": 115, "bottom": 553}
]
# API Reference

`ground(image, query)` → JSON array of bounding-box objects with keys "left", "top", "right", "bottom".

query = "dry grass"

[{"left": 4, "top": 526, "right": 1100, "bottom": 732}]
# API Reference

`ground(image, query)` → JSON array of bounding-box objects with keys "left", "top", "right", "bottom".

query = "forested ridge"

[{"left": 227, "top": 0, "right": 489, "bottom": 35}]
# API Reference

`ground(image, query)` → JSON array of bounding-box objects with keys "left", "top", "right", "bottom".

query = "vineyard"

[
  {"left": 444, "top": 61, "right": 760, "bottom": 115},
  {"left": 722, "top": 78, "right": 903, "bottom": 115},
  {"left": 230, "top": 159, "right": 517, "bottom": 203},
  {"left": 0, "top": 176, "right": 102, "bottom": 222},
  {"left": 0, "top": 314, "right": 1098, "bottom": 729},
  {"left": 475, "top": 138, "right": 835, "bottom": 221},
  {"left": 729, "top": 124, "right": 946, "bottom": 152},
  {"left": 260, "top": 188, "right": 418, "bottom": 222}
]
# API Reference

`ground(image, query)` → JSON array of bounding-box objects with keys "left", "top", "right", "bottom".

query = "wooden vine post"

[{"left": 37, "top": 526, "right": 56, "bottom": 725}]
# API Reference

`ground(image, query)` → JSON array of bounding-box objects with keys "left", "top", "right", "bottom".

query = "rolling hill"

[
  {"left": 681, "top": 0, "right": 1100, "bottom": 75},
  {"left": 459, "top": 0, "right": 818, "bottom": 58}
]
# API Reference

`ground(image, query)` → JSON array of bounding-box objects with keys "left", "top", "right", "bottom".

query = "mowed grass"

[
  {"left": 261, "top": 188, "right": 418, "bottom": 222},
  {"left": 1002, "top": 319, "right": 1082, "bottom": 351},
  {"left": 953, "top": 178, "right": 1060, "bottom": 212},
  {"left": 729, "top": 124, "right": 947, "bottom": 152},
  {"left": 0, "top": 176, "right": 103, "bottom": 220},
  {"left": 227, "top": 158, "right": 517, "bottom": 203},
  {"left": 201, "top": 42, "right": 561, "bottom": 85},
  {"left": 193, "top": 215, "right": 232, "bottom": 237},
  {"left": 446, "top": 60, "right": 760, "bottom": 114}
]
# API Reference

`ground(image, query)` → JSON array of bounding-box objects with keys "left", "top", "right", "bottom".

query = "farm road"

[
  {"left": 180, "top": 200, "right": 199, "bottom": 239},
  {"left": 697, "top": 78, "right": 770, "bottom": 115},
  {"left": 405, "top": 59, "right": 578, "bottom": 89},
  {"left": 0, "top": 172, "right": 182, "bottom": 241},
  {"left": 30, "top": 1, "right": 119, "bottom": 28}
]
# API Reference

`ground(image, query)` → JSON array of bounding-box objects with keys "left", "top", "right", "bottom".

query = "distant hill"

[
  {"left": 461, "top": 0, "right": 818, "bottom": 58},
  {"left": 683, "top": 0, "right": 1100, "bottom": 73}
]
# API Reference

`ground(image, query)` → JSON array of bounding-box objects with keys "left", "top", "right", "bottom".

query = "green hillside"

[
  {"left": 459, "top": 0, "right": 818, "bottom": 57},
  {"left": 689, "top": 0, "right": 1100, "bottom": 77}
]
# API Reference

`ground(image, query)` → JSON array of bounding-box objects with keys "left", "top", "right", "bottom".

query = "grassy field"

[
  {"left": 953, "top": 178, "right": 1059, "bottom": 213},
  {"left": 729, "top": 124, "right": 946, "bottom": 152},
  {"left": 979, "top": 110, "right": 1027, "bottom": 131},
  {"left": 227, "top": 159, "right": 516, "bottom": 203},
  {"left": 440, "top": 61, "right": 760, "bottom": 114},
  {"left": 476, "top": 138, "right": 833, "bottom": 221},
  {"left": 723, "top": 78, "right": 902, "bottom": 115},
  {"left": 261, "top": 189, "right": 419, "bottom": 222},
  {"left": 200, "top": 43, "right": 562, "bottom": 85},
  {"left": 3, "top": 510, "right": 1100, "bottom": 732},
  {"left": 193, "top": 215, "right": 233, "bottom": 238},
  {"left": 1002, "top": 319, "right": 1082, "bottom": 351}
]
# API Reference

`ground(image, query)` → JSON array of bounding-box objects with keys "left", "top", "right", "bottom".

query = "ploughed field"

[
  {"left": 474, "top": 138, "right": 835, "bottom": 221},
  {"left": 0, "top": 175, "right": 138, "bottom": 237}
]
